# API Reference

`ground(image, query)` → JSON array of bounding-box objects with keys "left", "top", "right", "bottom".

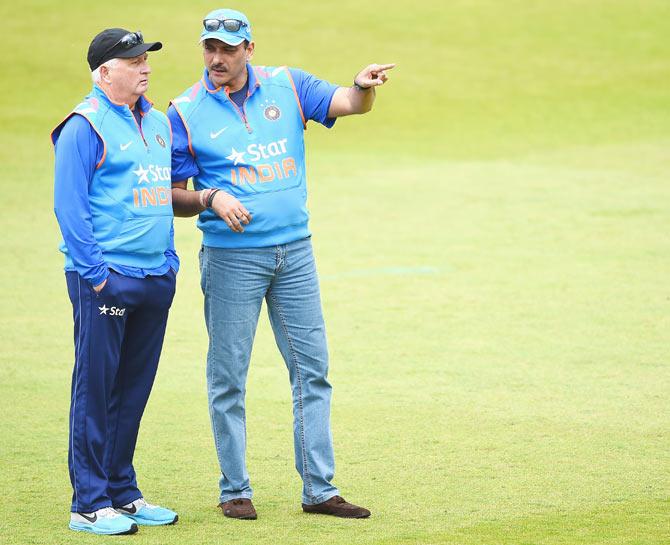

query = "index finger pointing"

[{"left": 375, "top": 63, "right": 396, "bottom": 71}]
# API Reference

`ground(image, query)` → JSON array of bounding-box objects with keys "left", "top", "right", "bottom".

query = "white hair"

[{"left": 91, "top": 58, "right": 119, "bottom": 83}]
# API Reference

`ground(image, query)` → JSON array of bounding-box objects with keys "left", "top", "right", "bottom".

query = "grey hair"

[{"left": 91, "top": 58, "right": 119, "bottom": 83}]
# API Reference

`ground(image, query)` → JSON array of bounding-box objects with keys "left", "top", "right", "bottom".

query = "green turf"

[{"left": 1, "top": 1, "right": 669, "bottom": 543}]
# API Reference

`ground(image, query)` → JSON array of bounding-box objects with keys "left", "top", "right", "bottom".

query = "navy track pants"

[{"left": 65, "top": 269, "right": 176, "bottom": 513}]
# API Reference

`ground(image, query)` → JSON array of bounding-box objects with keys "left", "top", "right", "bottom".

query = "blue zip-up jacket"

[
  {"left": 169, "top": 65, "right": 337, "bottom": 248},
  {"left": 53, "top": 86, "right": 178, "bottom": 286}
]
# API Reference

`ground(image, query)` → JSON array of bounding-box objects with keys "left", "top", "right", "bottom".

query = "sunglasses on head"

[
  {"left": 100, "top": 30, "right": 144, "bottom": 60},
  {"left": 114, "top": 31, "right": 144, "bottom": 49},
  {"left": 203, "top": 18, "right": 247, "bottom": 33}
]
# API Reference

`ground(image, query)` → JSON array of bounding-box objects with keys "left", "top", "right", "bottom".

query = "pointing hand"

[{"left": 354, "top": 63, "right": 396, "bottom": 89}]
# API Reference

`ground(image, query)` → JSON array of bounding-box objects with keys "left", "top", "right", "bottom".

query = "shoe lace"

[
  {"left": 121, "top": 497, "right": 157, "bottom": 511},
  {"left": 231, "top": 499, "right": 246, "bottom": 505},
  {"left": 97, "top": 507, "right": 121, "bottom": 518},
  {"left": 136, "top": 498, "right": 157, "bottom": 509},
  {"left": 332, "top": 495, "right": 346, "bottom": 504}
]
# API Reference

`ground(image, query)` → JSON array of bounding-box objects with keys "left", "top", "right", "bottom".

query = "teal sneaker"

[
  {"left": 69, "top": 507, "right": 138, "bottom": 535},
  {"left": 116, "top": 498, "right": 178, "bottom": 526}
]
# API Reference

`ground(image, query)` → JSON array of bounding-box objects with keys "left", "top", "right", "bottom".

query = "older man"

[
  {"left": 53, "top": 28, "right": 179, "bottom": 535},
  {"left": 169, "top": 9, "right": 393, "bottom": 519}
]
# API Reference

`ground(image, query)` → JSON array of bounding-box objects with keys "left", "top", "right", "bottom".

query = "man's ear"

[{"left": 100, "top": 65, "right": 112, "bottom": 83}]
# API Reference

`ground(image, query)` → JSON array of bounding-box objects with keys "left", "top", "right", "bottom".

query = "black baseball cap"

[{"left": 87, "top": 28, "right": 162, "bottom": 71}]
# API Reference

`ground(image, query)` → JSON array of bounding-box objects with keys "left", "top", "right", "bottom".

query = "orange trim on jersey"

[
  {"left": 284, "top": 66, "right": 306, "bottom": 129},
  {"left": 170, "top": 101, "right": 195, "bottom": 157},
  {"left": 201, "top": 76, "right": 224, "bottom": 94},
  {"left": 50, "top": 112, "right": 71, "bottom": 148},
  {"left": 251, "top": 66, "right": 263, "bottom": 88},
  {"left": 83, "top": 114, "right": 108, "bottom": 169},
  {"left": 95, "top": 123, "right": 108, "bottom": 169},
  {"left": 138, "top": 95, "right": 153, "bottom": 117},
  {"left": 165, "top": 113, "right": 173, "bottom": 147},
  {"left": 51, "top": 112, "right": 107, "bottom": 169}
]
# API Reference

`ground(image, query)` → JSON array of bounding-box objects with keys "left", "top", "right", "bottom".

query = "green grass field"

[{"left": 1, "top": 1, "right": 669, "bottom": 543}]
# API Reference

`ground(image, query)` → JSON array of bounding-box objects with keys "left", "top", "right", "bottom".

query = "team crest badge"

[
  {"left": 155, "top": 134, "right": 166, "bottom": 148},
  {"left": 264, "top": 105, "right": 281, "bottom": 121}
]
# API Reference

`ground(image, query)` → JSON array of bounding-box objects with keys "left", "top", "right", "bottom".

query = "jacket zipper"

[
  {"left": 130, "top": 107, "right": 148, "bottom": 147},
  {"left": 225, "top": 88, "right": 253, "bottom": 134}
]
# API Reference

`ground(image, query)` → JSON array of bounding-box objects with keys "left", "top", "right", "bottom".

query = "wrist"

[
  {"left": 198, "top": 188, "right": 212, "bottom": 209},
  {"left": 91, "top": 270, "right": 109, "bottom": 290},
  {"left": 93, "top": 277, "right": 107, "bottom": 292},
  {"left": 353, "top": 79, "right": 372, "bottom": 91},
  {"left": 206, "top": 188, "right": 220, "bottom": 208}
]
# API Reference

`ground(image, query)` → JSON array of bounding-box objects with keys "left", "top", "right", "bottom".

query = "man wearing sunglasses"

[
  {"left": 53, "top": 28, "right": 179, "bottom": 535},
  {"left": 169, "top": 8, "right": 394, "bottom": 520}
]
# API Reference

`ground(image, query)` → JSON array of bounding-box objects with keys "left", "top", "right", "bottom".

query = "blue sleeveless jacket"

[
  {"left": 171, "top": 66, "right": 309, "bottom": 248},
  {"left": 52, "top": 86, "right": 173, "bottom": 269}
]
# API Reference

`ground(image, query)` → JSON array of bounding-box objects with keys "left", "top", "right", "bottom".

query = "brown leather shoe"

[
  {"left": 302, "top": 495, "right": 371, "bottom": 518},
  {"left": 218, "top": 498, "right": 257, "bottom": 520}
]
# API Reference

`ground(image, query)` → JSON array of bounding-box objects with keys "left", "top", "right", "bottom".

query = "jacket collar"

[
  {"left": 91, "top": 85, "right": 153, "bottom": 117},
  {"left": 202, "top": 63, "right": 260, "bottom": 97}
]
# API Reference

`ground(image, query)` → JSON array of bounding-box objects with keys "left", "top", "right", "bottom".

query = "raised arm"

[{"left": 327, "top": 63, "right": 395, "bottom": 118}]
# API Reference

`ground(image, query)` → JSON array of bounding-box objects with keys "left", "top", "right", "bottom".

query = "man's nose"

[{"left": 212, "top": 51, "right": 226, "bottom": 65}]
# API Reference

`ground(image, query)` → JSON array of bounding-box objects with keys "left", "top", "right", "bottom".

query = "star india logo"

[{"left": 98, "top": 305, "right": 126, "bottom": 317}]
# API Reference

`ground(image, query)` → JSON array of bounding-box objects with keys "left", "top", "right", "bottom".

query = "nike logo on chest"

[{"left": 210, "top": 127, "right": 228, "bottom": 139}]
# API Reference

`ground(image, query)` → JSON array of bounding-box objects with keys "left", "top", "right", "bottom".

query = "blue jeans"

[{"left": 200, "top": 237, "right": 339, "bottom": 505}]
